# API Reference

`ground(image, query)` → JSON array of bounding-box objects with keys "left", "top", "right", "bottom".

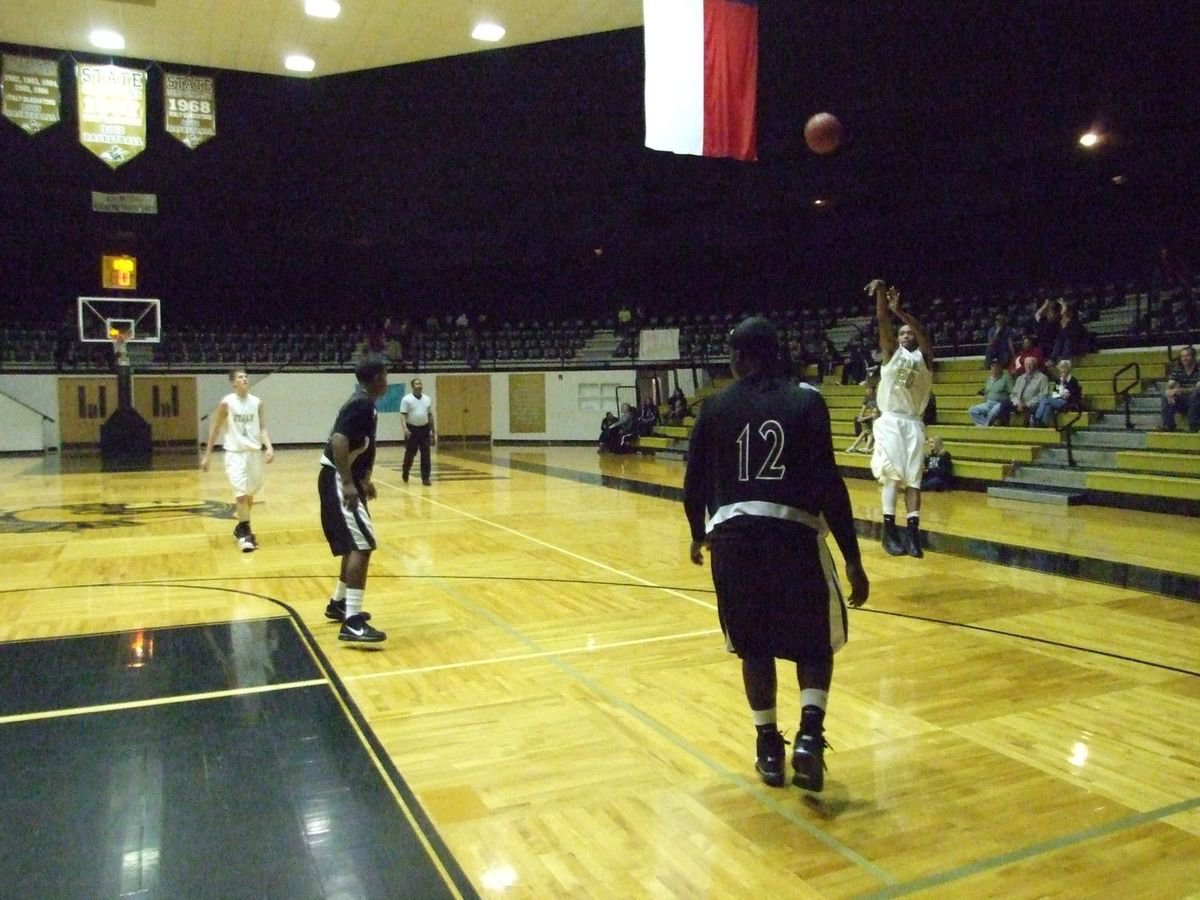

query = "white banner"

[{"left": 638, "top": 328, "right": 681, "bottom": 361}]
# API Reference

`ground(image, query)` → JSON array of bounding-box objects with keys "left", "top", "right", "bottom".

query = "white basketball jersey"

[
  {"left": 876, "top": 346, "right": 932, "bottom": 418},
  {"left": 221, "top": 393, "right": 263, "bottom": 452}
]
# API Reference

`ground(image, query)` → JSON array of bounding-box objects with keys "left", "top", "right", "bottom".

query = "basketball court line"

[
  {"left": 342, "top": 627, "right": 721, "bottom": 683},
  {"left": 860, "top": 793, "right": 1200, "bottom": 898},
  {"left": 0, "top": 678, "right": 328, "bottom": 726}
]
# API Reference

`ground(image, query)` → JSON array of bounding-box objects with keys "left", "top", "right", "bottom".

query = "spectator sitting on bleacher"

[
  {"left": 968, "top": 360, "right": 1014, "bottom": 427},
  {"left": 1032, "top": 359, "right": 1083, "bottom": 427},
  {"left": 1009, "top": 355, "right": 1050, "bottom": 426},
  {"left": 920, "top": 436, "right": 954, "bottom": 491},
  {"left": 1161, "top": 345, "right": 1200, "bottom": 432},
  {"left": 600, "top": 403, "right": 637, "bottom": 453},
  {"left": 636, "top": 396, "right": 660, "bottom": 436},
  {"left": 666, "top": 387, "right": 690, "bottom": 425}
]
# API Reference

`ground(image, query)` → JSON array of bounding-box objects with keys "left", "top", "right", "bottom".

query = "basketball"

[{"left": 804, "top": 113, "right": 843, "bottom": 154}]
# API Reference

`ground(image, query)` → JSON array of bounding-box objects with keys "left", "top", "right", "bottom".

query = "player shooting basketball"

[{"left": 866, "top": 280, "right": 934, "bottom": 558}]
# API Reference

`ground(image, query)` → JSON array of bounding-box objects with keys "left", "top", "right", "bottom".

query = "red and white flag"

[{"left": 644, "top": 0, "right": 758, "bottom": 162}]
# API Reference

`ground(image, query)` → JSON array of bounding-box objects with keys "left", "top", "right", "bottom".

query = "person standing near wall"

[{"left": 400, "top": 377, "right": 436, "bottom": 486}]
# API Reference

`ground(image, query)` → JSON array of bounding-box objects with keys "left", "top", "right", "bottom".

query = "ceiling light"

[
  {"left": 305, "top": 0, "right": 341, "bottom": 18},
  {"left": 1078, "top": 131, "right": 1100, "bottom": 148},
  {"left": 285, "top": 55, "right": 316, "bottom": 73},
  {"left": 471, "top": 23, "right": 506, "bottom": 42},
  {"left": 90, "top": 30, "right": 126, "bottom": 51}
]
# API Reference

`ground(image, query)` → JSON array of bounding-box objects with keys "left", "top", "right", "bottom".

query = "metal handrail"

[
  {"left": 0, "top": 389, "right": 55, "bottom": 423},
  {"left": 1110, "top": 361, "right": 1141, "bottom": 430},
  {"left": 1055, "top": 410, "right": 1083, "bottom": 467}
]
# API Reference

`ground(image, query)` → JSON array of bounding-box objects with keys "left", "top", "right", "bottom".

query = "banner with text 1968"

[
  {"left": 164, "top": 73, "right": 216, "bottom": 149},
  {"left": 2, "top": 54, "right": 61, "bottom": 135},
  {"left": 76, "top": 63, "right": 147, "bottom": 169}
]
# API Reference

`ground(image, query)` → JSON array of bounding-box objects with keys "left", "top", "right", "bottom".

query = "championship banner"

[
  {"left": 163, "top": 73, "right": 216, "bottom": 149},
  {"left": 2, "top": 55, "right": 61, "bottom": 136},
  {"left": 76, "top": 63, "right": 147, "bottom": 169}
]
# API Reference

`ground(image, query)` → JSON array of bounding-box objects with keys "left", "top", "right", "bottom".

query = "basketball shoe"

[
  {"left": 792, "top": 709, "right": 829, "bottom": 792},
  {"left": 755, "top": 729, "right": 788, "bottom": 788},
  {"left": 339, "top": 613, "right": 386, "bottom": 643}
]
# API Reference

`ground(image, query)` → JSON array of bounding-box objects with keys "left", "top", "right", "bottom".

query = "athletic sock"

[
  {"left": 333, "top": 580, "right": 347, "bottom": 602},
  {"left": 906, "top": 511, "right": 920, "bottom": 522},
  {"left": 752, "top": 708, "right": 778, "bottom": 730},
  {"left": 800, "top": 689, "right": 828, "bottom": 712},
  {"left": 345, "top": 588, "right": 364, "bottom": 619}
]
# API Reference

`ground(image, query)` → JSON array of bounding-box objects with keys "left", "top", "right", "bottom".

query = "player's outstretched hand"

[
  {"left": 864, "top": 279, "right": 888, "bottom": 296},
  {"left": 341, "top": 481, "right": 360, "bottom": 511},
  {"left": 846, "top": 559, "right": 870, "bottom": 608},
  {"left": 689, "top": 539, "right": 706, "bottom": 566}
]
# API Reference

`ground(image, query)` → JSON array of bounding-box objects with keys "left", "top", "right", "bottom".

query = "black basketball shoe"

[
  {"left": 792, "top": 730, "right": 829, "bottom": 792},
  {"left": 339, "top": 612, "right": 386, "bottom": 643},
  {"left": 755, "top": 729, "right": 788, "bottom": 788}
]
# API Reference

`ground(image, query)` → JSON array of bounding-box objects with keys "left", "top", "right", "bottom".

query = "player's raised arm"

[
  {"left": 889, "top": 288, "right": 934, "bottom": 363},
  {"left": 867, "top": 279, "right": 896, "bottom": 360}
]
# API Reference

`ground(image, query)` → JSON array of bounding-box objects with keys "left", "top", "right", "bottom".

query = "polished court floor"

[{"left": 0, "top": 445, "right": 1197, "bottom": 898}]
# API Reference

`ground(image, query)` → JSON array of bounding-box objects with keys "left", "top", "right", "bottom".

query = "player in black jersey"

[
  {"left": 684, "top": 317, "right": 869, "bottom": 791},
  {"left": 319, "top": 358, "right": 390, "bottom": 643}
]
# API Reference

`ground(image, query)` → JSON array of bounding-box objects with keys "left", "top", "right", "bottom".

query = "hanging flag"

[
  {"left": 2, "top": 54, "right": 61, "bottom": 136},
  {"left": 77, "top": 63, "right": 147, "bottom": 169},
  {"left": 164, "top": 73, "right": 216, "bottom": 149},
  {"left": 644, "top": 0, "right": 758, "bottom": 161}
]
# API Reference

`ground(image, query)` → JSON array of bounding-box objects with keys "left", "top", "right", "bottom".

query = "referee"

[{"left": 684, "top": 317, "right": 869, "bottom": 792}]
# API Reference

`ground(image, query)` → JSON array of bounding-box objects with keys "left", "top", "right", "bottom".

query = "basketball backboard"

[{"left": 78, "top": 296, "right": 161, "bottom": 343}]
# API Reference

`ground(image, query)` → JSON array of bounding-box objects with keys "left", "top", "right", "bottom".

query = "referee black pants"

[{"left": 403, "top": 424, "right": 432, "bottom": 482}]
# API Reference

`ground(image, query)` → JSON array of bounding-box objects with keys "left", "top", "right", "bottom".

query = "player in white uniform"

[
  {"left": 866, "top": 281, "right": 934, "bottom": 558},
  {"left": 201, "top": 369, "right": 274, "bottom": 551}
]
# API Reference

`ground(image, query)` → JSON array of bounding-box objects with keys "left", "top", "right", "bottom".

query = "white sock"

[
  {"left": 906, "top": 511, "right": 920, "bottom": 521},
  {"left": 334, "top": 581, "right": 347, "bottom": 602},
  {"left": 752, "top": 707, "right": 777, "bottom": 727},
  {"left": 345, "top": 588, "right": 364, "bottom": 618},
  {"left": 881, "top": 480, "right": 898, "bottom": 516},
  {"left": 800, "top": 689, "right": 828, "bottom": 712}
]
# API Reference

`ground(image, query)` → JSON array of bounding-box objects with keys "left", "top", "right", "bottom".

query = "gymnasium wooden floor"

[{"left": 1, "top": 444, "right": 1198, "bottom": 898}]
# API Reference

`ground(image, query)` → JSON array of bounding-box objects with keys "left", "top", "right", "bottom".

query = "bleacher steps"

[
  {"left": 1029, "top": 447, "right": 1116, "bottom": 468},
  {"left": 1005, "top": 466, "right": 1089, "bottom": 490},
  {"left": 987, "top": 485, "right": 1087, "bottom": 505},
  {"left": 1071, "top": 430, "right": 1147, "bottom": 450}
]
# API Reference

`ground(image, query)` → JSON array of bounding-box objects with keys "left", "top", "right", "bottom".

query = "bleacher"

[{"left": 638, "top": 346, "right": 1200, "bottom": 513}]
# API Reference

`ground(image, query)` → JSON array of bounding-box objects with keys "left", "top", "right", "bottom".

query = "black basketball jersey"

[
  {"left": 321, "top": 387, "right": 378, "bottom": 481},
  {"left": 683, "top": 375, "right": 859, "bottom": 563}
]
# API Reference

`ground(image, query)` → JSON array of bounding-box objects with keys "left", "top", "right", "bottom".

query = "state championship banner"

[
  {"left": 164, "top": 73, "right": 216, "bottom": 149},
  {"left": 2, "top": 54, "right": 61, "bottom": 136},
  {"left": 77, "top": 63, "right": 147, "bottom": 169},
  {"left": 644, "top": 0, "right": 758, "bottom": 161}
]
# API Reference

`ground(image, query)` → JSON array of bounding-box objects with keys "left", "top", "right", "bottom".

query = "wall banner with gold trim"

[
  {"left": 76, "top": 63, "right": 147, "bottom": 169},
  {"left": 163, "top": 73, "right": 216, "bottom": 149},
  {"left": 2, "top": 54, "right": 61, "bottom": 136}
]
